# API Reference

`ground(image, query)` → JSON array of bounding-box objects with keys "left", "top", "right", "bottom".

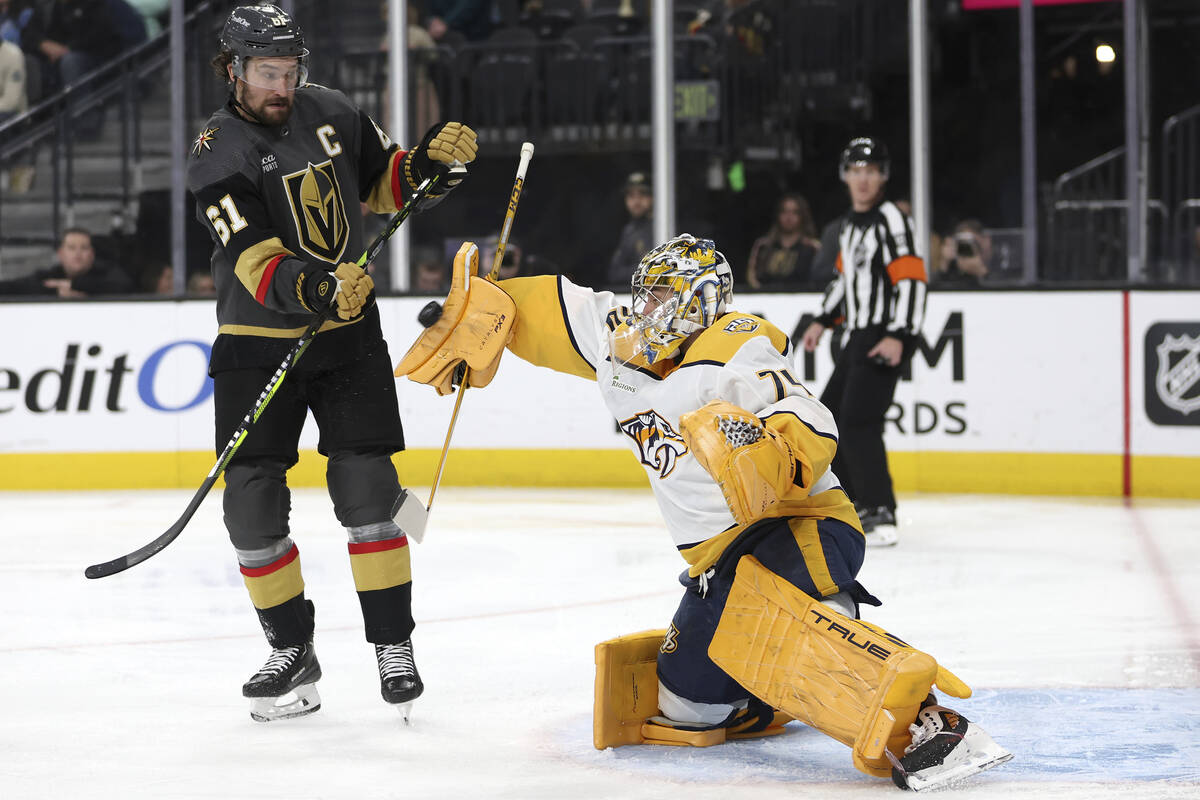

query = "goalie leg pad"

[
  {"left": 594, "top": 630, "right": 790, "bottom": 750},
  {"left": 394, "top": 242, "right": 515, "bottom": 395},
  {"left": 593, "top": 629, "right": 666, "bottom": 749},
  {"left": 708, "top": 555, "right": 971, "bottom": 778}
]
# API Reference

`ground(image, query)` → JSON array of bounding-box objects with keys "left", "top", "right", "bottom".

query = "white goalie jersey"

[{"left": 499, "top": 275, "right": 860, "bottom": 575}]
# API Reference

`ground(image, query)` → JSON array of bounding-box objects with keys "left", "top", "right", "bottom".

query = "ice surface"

[{"left": 2, "top": 489, "right": 1197, "bottom": 799}]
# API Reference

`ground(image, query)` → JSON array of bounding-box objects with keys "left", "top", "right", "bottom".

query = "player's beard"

[{"left": 236, "top": 83, "right": 294, "bottom": 127}]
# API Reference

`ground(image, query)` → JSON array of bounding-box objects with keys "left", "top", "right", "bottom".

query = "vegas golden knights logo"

[
  {"left": 283, "top": 160, "right": 349, "bottom": 263},
  {"left": 619, "top": 410, "right": 689, "bottom": 479}
]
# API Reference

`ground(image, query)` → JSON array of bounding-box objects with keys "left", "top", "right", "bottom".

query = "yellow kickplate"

[{"left": 640, "top": 722, "right": 726, "bottom": 747}]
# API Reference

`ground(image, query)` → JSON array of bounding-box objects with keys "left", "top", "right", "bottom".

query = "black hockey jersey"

[{"left": 187, "top": 85, "right": 409, "bottom": 373}]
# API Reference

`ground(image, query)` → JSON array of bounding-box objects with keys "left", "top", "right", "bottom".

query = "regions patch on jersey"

[
  {"left": 282, "top": 159, "right": 349, "bottom": 263},
  {"left": 191, "top": 127, "right": 219, "bottom": 157},
  {"left": 620, "top": 410, "right": 689, "bottom": 479},
  {"left": 723, "top": 317, "right": 760, "bottom": 334}
]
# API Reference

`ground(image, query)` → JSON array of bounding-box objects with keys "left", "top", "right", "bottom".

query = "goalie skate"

[
  {"left": 376, "top": 640, "right": 423, "bottom": 724},
  {"left": 890, "top": 699, "right": 1012, "bottom": 792},
  {"left": 242, "top": 643, "right": 322, "bottom": 722}
]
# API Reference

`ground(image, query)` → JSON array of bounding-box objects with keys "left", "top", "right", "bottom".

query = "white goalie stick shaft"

[
  {"left": 427, "top": 142, "right": 534, "bottom": 511},
  {"left": 84, "top": 173, "right": 442, "bottom": 580}
]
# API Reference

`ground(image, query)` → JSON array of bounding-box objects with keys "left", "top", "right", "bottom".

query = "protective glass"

[{"left": 233, "top": 55, "right": 308, "bottom": 91}]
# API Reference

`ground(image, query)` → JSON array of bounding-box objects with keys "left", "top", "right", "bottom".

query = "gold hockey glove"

[
  {"left": 394, "top": 241, "right": 515, "bottom": 395},
  {"left": 300, "top": 262, "right": 374, "bottom": 320},
  {"left": 680, "top": 401, "right": 796, "bottom": 526},
  {"left": 403, "top": 122, "right": 478, "bottom": 197}
]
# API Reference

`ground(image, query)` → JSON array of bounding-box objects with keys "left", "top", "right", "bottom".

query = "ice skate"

[
  {"left": 890, "top": 698, "right": 1012, "bottom": 792},
  {"left": 858, "top": 505, "right": 899, "bottom": 547},
  {"left": 242, "top": 642, "right": 322, "bottom": 722},
  {"left": 376, "top": 640, "right": 423, "bottom": 723}
]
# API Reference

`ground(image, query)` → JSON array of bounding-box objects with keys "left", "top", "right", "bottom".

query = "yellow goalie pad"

[
  {"left": 679, "top": 401, "right": 797, "bottom": 526},
  {"left": 593, "top": 629, "right": 663, "bottom": 749},
  {"left": 709, "top": 555, "right": 972, "bottom": 778},
  {"left": 394, "top": 241, "right": 515, "bottom": 395},
  {"left": 593, "top": 629, "right": 791, "bottom": 750}
]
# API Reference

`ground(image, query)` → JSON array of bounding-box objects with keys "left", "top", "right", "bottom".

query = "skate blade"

[
  {"left": 904, "top": 729, "right": 1013, "bottom": 792},
  {"left": 249, "top": 683, "right": 321, "bottom": 722},
  {"left": 393, "top": 701, "right": 414, "bottom": 725},
  {"left": 865, "top": 524, "right": 898, "bottom": 547}
]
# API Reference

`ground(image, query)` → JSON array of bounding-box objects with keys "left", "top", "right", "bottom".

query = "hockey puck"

[{"left": 418, "top": 300, "right": 443, "bottom": 328}]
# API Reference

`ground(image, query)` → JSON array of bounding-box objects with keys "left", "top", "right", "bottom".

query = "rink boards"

[{"left": 0, "top": 288, "right": 1197, "bottom": 497}]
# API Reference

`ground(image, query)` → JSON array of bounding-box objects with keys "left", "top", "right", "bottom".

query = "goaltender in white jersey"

[
  {"left": 529, "top": 272, "right": 851, "bottom": 574},
  {"left": 397, "top": 234, "right": 1011, "bottom": 792}
]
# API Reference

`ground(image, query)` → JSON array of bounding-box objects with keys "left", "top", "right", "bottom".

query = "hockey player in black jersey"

[{"left": 187, "top": 4, "right": 478, "bottom": 723}]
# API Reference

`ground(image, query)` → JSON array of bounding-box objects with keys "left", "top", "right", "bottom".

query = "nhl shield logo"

[
  {"left": 1155, "top": 333, "right": 1200, "bottom": 415},
  {"left": 1145, "top": 322, "right": 1200, "bottom": 426},
  {"left": 283, "top": 160, "right": 349, "bottom": 263},
  {"left": 619, "top": 410, "right": 689, "bottom": 479}
]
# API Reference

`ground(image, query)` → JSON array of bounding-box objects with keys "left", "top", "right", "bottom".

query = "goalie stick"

[
  {"left": 84, "top": 171, "right": 448, "bottom": 580},
  {"left": 424, "top": 142, "right": 534, "bottom": 511}
]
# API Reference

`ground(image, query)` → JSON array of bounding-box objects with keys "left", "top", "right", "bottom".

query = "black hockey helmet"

[
  {"left": 839, "top": 137, "right": 890, "bottom": 179},
  {"left": 220, "top": 5, "right": 308, "bottom": 59},
  {"left": 218, "top": 4, "right": 307, "bottom": 88}
]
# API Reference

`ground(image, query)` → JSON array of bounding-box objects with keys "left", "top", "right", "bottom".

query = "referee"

[{"left": 801, "top": 137, "right": 927, "bottom": 547}]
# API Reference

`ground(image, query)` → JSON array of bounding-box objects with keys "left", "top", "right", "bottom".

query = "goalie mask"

[
  {"left": 614, "top": 234, "right": 733, "bottom": 368},
  {"left": 220, "top": 4, "right": 309, "bottom": 90}
]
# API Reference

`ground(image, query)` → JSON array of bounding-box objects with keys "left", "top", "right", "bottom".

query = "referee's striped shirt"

[{"left": 816, "top": 200, "right": 927, "bottom": 339}]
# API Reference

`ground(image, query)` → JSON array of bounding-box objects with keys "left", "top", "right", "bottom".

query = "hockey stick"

[
  {"left": 84, "top": 172, "right": 445, "bottom": 580},
  {"left": 425, "top": 142, "right": 534, "bottom": 511}
]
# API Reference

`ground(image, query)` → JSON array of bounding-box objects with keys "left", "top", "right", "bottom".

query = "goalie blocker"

[
  {"left": 394, "top": 241, "right": 515, "bottom": 394},
  {"left": 594, "top": 556, "right": 1010, "bottom": 790}
]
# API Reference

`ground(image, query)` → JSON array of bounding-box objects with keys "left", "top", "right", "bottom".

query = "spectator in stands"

[
  {"left": 414, "top": 256, "right": 447, "bottom": 293},
  {"left": 145, "top": 262, "right": 172, "bottom": 293},
  {"left": 0, "top": 227, "right": 135, "bottom": 296},
  {"left": 123, "top": 0, "right": 166, "bottom": 38},
  {"left": 606, "top": 171, "right": 654, "bottom": 286},
  {"left": 809, "top": 214, "right": 843, "bottom": 281},
  {"left": 187, "top": 270, "right": 216, "bottom": 296},
  {"left": 0, "top": 31, "right": 26, "bottom": 120},
  {"left": 0, "top": 0, "right": 37, "bottom": 53},
  {"left": 35, "top": 0, "right": 145, "bottom": 135},
  {"left": 426, "top": 0, "right": 492, "bottom": 43},
  {"left": 380, "top": 1, "right": 440, "bottom": 136},
  {"left": 936, "top": 218, "right": 990, "bottom": 286},
  {"left": 744, "top": 192, "right": 821, "bottom": 289},
  {"left": 480, "top": 234, "right": 523, "bottom": 280}
]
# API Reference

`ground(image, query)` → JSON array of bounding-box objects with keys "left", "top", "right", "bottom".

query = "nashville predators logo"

[
  {"left": 282, "top": 160, "right": 349, "bottom": 263},
  {"left": 619, "top": 410, "right": 689, "bottom": 479},
  {"left": 723, "top": 317, "right": 759, "bottom": 334},
  {"left": 660, "top": 624, "right": 680, "bottom": 654}
]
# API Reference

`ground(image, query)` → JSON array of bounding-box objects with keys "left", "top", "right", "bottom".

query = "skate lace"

[
  {"left": 258, "top": 646, "right": 302, "bottom": 677},
  {"left": 376, "top": 642, "right": 416, "bottom": 679},
  {"left": 905, "top": 719, "right": 937, "bottom": 753}
]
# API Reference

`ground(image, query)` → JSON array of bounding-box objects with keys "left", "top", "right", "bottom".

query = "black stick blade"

[{"left": 85, "top": 557, "right": 130, "bottom": 579}]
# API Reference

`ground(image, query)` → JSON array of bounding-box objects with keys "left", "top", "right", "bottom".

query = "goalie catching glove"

[
  {"left": 679, "top": 401, "right": 796, "bottom": 526},
  {"left": 300, "top": 262, "right": 374, "bottom": 320},
  {"left": 403, "top": 122, "right": 478, "bottom": 199},
  {"left": 394, "top": 241, "right": 515, "bottom": 395}
]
